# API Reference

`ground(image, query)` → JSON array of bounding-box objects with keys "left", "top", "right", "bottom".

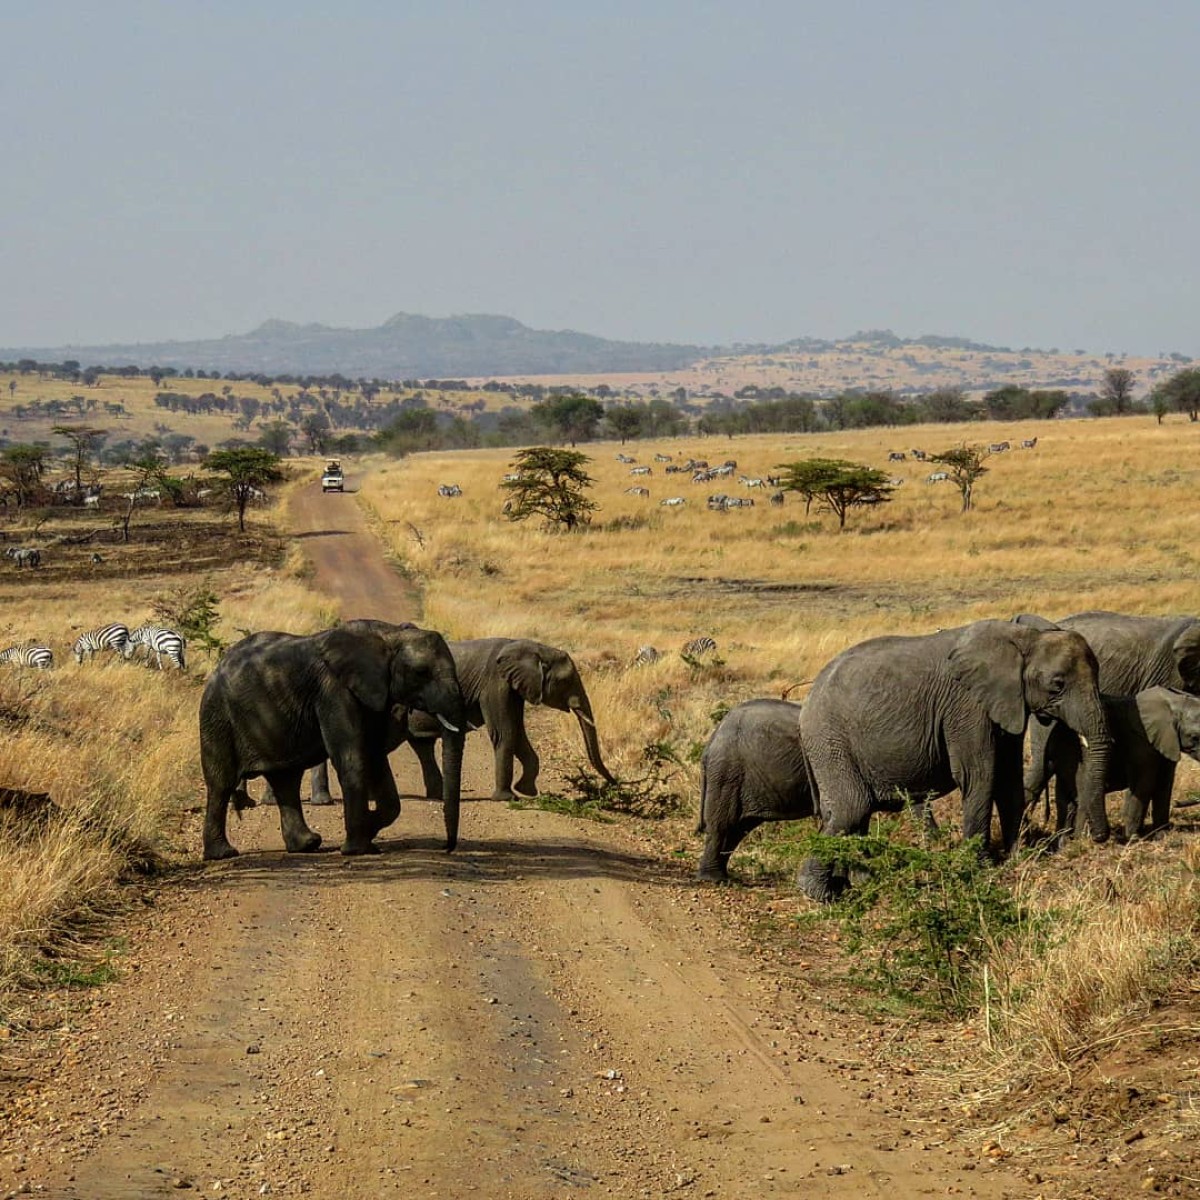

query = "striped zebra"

[
  {"left": 633, "top": 645, "right": 662, "bottom": 666},
  {"left": 660, "top": 496, "right": 686, "bottom": 507},
  {"left": 5, "top": 547, "right": 41, "bottom": 568},
  {"left": 437, "top": 484, "right": 462, "bottom": 497},
  {"left": 0, "top": 644, "right": 54, "bottom": 669},
  {"left": 128, "top": 625, "right": 187, "bottom": 670},
  {"left": 682, "top": 636, "right": 717, "bottom": 658},
  {"left": 72, "top": 622, "right": 131, "bottom": 664}
]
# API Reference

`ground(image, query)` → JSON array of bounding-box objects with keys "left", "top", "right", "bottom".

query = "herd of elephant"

[
  {"left": 199, "top": 611, "right": 1200, "bottom": 904},
  {"left": 699, "top": 611, "right": 1200, "bottom": 900}
]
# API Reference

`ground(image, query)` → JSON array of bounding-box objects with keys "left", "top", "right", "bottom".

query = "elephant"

[
  {"left": 199, "top": 620, "right": 466, "bottom": 861},
  {"left": 1039, "top": 686, "right": 1200, "bottom": 841},
  {"left": 696, "top": 699, "right": 814, "bottom": 881},
  {"left": 1016, "top": 612, "right": 1200, "bottom": 814},
  {"left": 302, "top": 636, "right": 617, "bottom": 807},
  {"left": 797, "top": 619, "right": 1110, "bottom": 902}
]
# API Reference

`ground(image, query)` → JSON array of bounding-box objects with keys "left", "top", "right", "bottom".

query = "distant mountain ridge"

[{"left": 0, "top": 313, "right": 709, "bottom": 378}]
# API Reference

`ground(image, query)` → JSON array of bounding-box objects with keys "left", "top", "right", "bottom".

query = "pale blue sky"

[{"left": 2, "top": 2, "right": 1196, "bottom": 354}]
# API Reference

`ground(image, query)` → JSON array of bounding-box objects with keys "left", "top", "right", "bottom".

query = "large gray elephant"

[
  {"left": 696, "top": 699, "right": 814, "bottom": 882},
  {"left": 200, "top": 620, "right": 465, "bottom": 861},
  {"left": 305, "top": 636, "right": 616, "bottom": 806},
  {"left": 797, "top": 619, "right": 1110, "bottom": 902},
  {"left": 1017, "top": 612, "right": 1200, "bottom": 811},
  {"left": 1041, "top": 686, "right": 1200, "bottom": 840}
]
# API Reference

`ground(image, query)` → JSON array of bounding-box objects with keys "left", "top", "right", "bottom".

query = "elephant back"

[{"left": 1060, "top": 612, "right": 1200, "bottom": 695}]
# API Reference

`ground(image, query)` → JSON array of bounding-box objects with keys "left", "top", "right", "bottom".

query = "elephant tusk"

[
  {"left": 1079, "top": 734, "right": 1089, "bottom": 750},
  {"left": 572, "top": 707, "right": 597, "bottom": 728},
  {"left": 436, "top": 714, "right": 461, "bottom": 733}
]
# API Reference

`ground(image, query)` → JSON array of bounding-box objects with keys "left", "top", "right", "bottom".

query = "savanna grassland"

[
  {"left": 0, "top": 477, "right": 333, "bottom": 1000},
  {"left": 361, "top": 415, "right": 1200, "bottom": 1139}
]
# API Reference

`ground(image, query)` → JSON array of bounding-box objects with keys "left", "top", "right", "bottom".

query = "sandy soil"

[{"left": 0, "top": 470, "right": 1029, "bottom": 1199}]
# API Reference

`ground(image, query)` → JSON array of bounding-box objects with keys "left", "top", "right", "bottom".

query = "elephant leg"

[
  {"left": 1147, "top": 764, "right": 1175, "bottom": 836},
  {"left": 489, "top": 725, "right": 518, "bottom": 803},
  {"left": 266, "top": 769, "right": 322, "bottom": 854},
  {"left": 335, "top": 753, "right": 381, "bottom": 856},
  {"left": 797, "top": 785, "right": 867, "bottom": 903},
  {"left": 411, "top": 737, "right": 444, "bottom": 800},
  {"left": 511, "top": 725, "right": 540, "bottom": 798},
  {"left": 202, "top": 781, "right": 239, "bottom": 861},
  {"left": 699, "top": 816, "right": 766, "bottom": 882},
  {"left": 366, "top": 763, "right": 402, "bottom": 838},
  {"left": 1121, "top": 788, "right": 1149, "bottom": 839},
  {"left": 994, "top": 733, "right": 1026, "bottom": 855},
  {"left": 307, "top": 762, "right": 336, "bottom": 806}
]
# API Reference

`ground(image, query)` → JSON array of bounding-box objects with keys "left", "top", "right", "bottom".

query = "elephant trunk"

[
  {"left": 570, "top": 697, "right": 618, "bottom": 784},
  {"left": 440, "top": 730, "right": 464, "bottom": 852},
  {"left": 1061, "top": 695, "right": 1112, "bottom": 842}
]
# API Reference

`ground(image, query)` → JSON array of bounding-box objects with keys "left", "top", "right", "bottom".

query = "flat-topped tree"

[
  {"left": 52, "top": 424, "right": 108, "bottom": 497},
  {"left": 501, "top": 447, "right": 597, "bottom": 531},
  {"left": 776, "top": 458, "right": 894, "bottom": 528},
  {"left": 929, "top": 445, "right": 989, "bottom": 513},
  {"left": 204, "top": 447, "right": 284, "bottom": 533}
]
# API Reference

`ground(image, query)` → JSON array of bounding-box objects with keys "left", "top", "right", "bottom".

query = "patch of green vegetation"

[
  {"left": 798, "top": 815, "right": 1040, "bottom": 1017},
  {"left": 33, "top": 950, "right": 121, "bottom": 989},
  {"left": 508, "top": 793, "right": 612, "bottom": 822}
]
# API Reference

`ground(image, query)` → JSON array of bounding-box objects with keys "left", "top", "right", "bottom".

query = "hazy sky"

[{"left": 2, "top": 2, "right": 1196, "bottom": 354}]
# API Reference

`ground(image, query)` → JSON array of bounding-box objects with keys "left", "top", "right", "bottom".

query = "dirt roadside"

[{"left": 0, "top": 471, "right": 1028, "bottom": 1199}]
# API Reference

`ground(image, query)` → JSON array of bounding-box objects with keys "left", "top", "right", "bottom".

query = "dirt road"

[{"left": 0, "top": 476, "right": 1026, "bottom": 1198}]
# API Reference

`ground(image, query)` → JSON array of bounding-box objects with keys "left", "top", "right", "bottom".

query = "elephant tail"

[
  {"left": 696, "top": 760, "right": 708, "bottom": 834},
  {"left": 231, "top": 787, "right": 257, "bottom": 815}
]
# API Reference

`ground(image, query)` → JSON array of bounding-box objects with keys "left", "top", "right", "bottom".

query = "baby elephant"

[
  {"left": 1041, "top": 686, "right": 1200, "bottom": 840},
  {"left": 697, "top": 699, "right": 814, "bottom": 881}
]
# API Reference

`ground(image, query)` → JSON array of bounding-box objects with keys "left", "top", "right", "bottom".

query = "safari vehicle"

[{"left": 321, "top": 461, "right": 344, "bottom": 492}]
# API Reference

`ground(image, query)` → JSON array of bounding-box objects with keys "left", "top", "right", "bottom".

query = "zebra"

[
  {"left": 660, "top": 496, "right": 686, "bottom": 507},
  {"left": 72, "top": 622, "right": 131, "bottom": 664},
  {"left": 887, "top": 451, "right": 906, "bottom": 462},
  {"left": 629, "top": 466, "right": 652, "bottom": 476},
  {"left": 633, "top": 645, "right": 662, "bottom": 666},
  {"left": 625, "top": 486, "right": 651, "bottom": 496},
  {"left": 0, "top": 644, "right": 53, "bottom": 669},
  {"left": 739, "top": 476, "right": 766, "bottom": 488},
  {"left": 653, "top": 453, "right": 673, "bottom": 463},
  {"left": 502, "top": 473, "right": 522, "bottom": 482},
  {"left": 437, "top": 484, "right": 463, "bottom": 497},
  {"left": 711, "top": 464, "right": 735, "bottom": 478},
  {"left": 664, "top": 464, "right": 687, "bottom": 474},
  {"left": 127, "top": 625, "right": 187, "bottom": 670},
  {"left": 706, "top": 493, "right": 730, "bottom": 511},
  {"left": 5, "top": 547, "right": 41, "bottom": 568},
  {"left": 682, "top": 636, "right": 717, "bottom": 658},
  {"left": 910, "top": 449, "right": 927, "bottom": 460},
  {"left": 1021, "top": 437, "right": 1038, "bottom": 449},
  {"left": 725, "top": 496, "right": 755, "bottom": 508},
  {"left": 926, "top": 471, "right": 950, "bottom": 483},
  {"left": 988, "top": 442, "right": 1011, "bottom": 453},
  {"left": 692, "top": 470, "right": 714, "bottom": 483},
  {"left": 615, "top": 453, "right": 636, "bottom": 463},
  {"left": 769, "top": 490, "right": 785, "bottom": 506}
]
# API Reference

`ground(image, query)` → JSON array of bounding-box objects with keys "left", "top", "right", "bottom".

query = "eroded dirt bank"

[{"left": 0, "top": 477, "right": 1025, "bottom": 1198}]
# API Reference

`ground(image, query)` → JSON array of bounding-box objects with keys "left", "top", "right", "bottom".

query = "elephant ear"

[
  {"left": 1135, "top": 688, "right": 1181, "bottom": 762},
  {"left": 497, "top": 640, "right": 548, "bottom": 705},
  {"left": 317, "top": 625, "right": 390, "bottom": 712},
  {"left": 947, "top": 622, "right": 1028, "bottom": 736},
  {"left": 1172, "top": 625, "right": 1200, "bottom": 692}
]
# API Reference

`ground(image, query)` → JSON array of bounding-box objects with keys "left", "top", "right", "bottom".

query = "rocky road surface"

[{"left": 0, "top": 474, "right": 1026, "bottom": 1198}]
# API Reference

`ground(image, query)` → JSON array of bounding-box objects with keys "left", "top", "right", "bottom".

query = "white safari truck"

[{"left": 321, "top": 461, "right": 345, "bottom": 492}]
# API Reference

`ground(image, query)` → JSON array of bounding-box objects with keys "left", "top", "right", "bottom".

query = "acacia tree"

[
  {"left": 606, "top": 405, "right": 644, "bottom": 443},
  {"left": 1099, "top": 367, "right": 1136, "bottom": 415},
  {"left": 776, "top": 458, "right": 894, "bottom": 528},
  {"left": 501, "top": 447, "right": 597, "bottom": 531},
  {"left": 204, "top": 447, "right": 284, "bottom": 532},
  {"left": 531, "top": 393, "right": 605, "bottom": 446},
  {"left": 929, "top": 445, "right": 989, "bottom": 513},
  {"left": 0, "top": 445, "right": 48, "bottom": 507},
  {"left": 52, "top": 424, "right": 108, "bottom": 496},
  {"left": 1151, "top": 368, "right": 1200, "bottom": 422}
]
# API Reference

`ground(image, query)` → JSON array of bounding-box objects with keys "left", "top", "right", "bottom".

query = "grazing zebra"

[
  {"left": 769, "top": 490, "right": 785, "bottom": 506},
  {"left": 633, "top": 645, "right": 662, "bottom": 666},
  {"left": 988, "top": 442, "right": 1011, "bottom": 453},
  {"left": 1021, "top": 437, "right": 1038, "bottom": 449},
  {"left": 706, "top": 493, "right": 730, "bottom": 510},
  {"left": 72, "top": 622, "right": 131, "bottom": 664},
  {"left": 721, "top": 459, "right": 737, "bottom": 469},
  {"left": 910, "top": 449, "right": 927, "bottom": 460},
  {"left": 765, "top": 474, "right": 784, "bottom": 487},
  {"left": 502, "top": 473, "right": 522, "bottom": 482},
  {"left": 128, "top": 625, "right": 187, "bottom": 670},
  {"left": 653, "top": 453, "right": 673, "bottom": 462},
  {"left": 664, "top": 464, "right": 687, "bottom": 474},
  {"left": 692, "top": 469, "right": 714, "bottom": 483},
  {"left": 887, "top": 451, "right": 906, "bottom": 462},
  {"left": 683, "top": 459, "right": 709, "bottom": 471},
  {"left": 625, "top": 485, "right": 651, "bottom": 496},
  {"left": 660, "top": 496, "right": 686, "bottom": 507},
  {"left": 0, "top": 644, "right": 53, "bottom": 669},
  {"left": 926, "top": 471, "right": 950, "bottom": 483},
  {"left": 615, "top": 453, "right": 636, "bottom": 463},
  {"left": 724, "top": 497, "right": 755, "bottom": 508},
  {"left": 711, "top": 464, "right": 735, "bottom": 478},
  {"left": 437, "top": 484, "right": 463, "bottom": 497},
  {"left": 5, "top": 547, "right": 41, "bottom": 568},
  {"left": 739, "top": 476, "right": 766, "bottom": 488},
  {"left": 629, "top": 466, "right": 652, "bottom": 476},
  {"left": 682, "top": 636, "right": 717, "bottom": 658}
]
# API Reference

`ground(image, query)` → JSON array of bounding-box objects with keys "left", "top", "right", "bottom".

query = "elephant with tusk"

[{"left": 303, "top": 636, "right": 618, "bottom": 810}]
